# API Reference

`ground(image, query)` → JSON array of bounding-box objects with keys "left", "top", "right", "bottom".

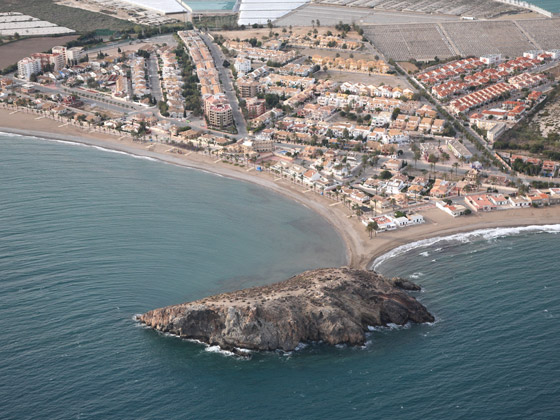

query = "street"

[{"left": 199, "top": 31, "right": 248, "bottom": 138}]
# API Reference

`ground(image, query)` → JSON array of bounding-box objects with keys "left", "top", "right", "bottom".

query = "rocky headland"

[{"left": 139, "top": 268, "right": 434, "bottom": 352}]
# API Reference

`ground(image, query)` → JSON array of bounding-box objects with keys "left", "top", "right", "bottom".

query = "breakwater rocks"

[{"left": 139, "top": 268, "right": 434, "bottom": 352}]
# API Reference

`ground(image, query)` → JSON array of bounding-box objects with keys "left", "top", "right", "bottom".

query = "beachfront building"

[
  {"left": 465, "top": 194, "right": 498, "bottom": 212},
  {"left": 509, "top": 196, "right": 531, "bottom": 208},
  {"left": 436, "top": 201, "right": 468, "bottom": 217},
  {"left": 204, "top": 94, "right": 233, "bottom": 128}
]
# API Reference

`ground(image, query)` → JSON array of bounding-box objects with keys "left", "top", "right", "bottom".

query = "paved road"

[
  {"left": 199, "top": 31, "right": 248, "bottom": 137},
  {"left": 147, "top": 54, "right": 163, "bottom": 103}
]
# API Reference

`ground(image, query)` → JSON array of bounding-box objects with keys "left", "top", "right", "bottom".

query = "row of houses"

[
  {"left": 311, "top": 55, "right": 389, "bottom": 74},
  {"left": 419, "top": 52, "right": 557, "bottom": 86},
  {"left": 464, "top": 190, "right": 560, "bottom": 211},
  {"left": 158, "top": 47, "right": 186, "bottom": 118},
  {"left": 339, "top": 81, "right": 414, "bottom": 99}
]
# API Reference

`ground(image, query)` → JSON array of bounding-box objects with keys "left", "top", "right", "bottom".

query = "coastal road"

[{"left": 199, "top": 31, "right": 248, "bottom": 138}]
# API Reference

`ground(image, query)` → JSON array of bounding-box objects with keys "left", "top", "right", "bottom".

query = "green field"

[{"left": 0, "top": 0, "right": 134, "bottom": 33}]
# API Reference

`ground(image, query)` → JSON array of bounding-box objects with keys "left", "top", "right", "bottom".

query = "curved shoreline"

[
  {"left": 0, "top": 124, "right": 358, "bottom": 266},
  {"left": 3, "top": 109, "right": 560, "bottom": 272}
]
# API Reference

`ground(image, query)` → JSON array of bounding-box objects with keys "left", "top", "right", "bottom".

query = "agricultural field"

[{"left": 0, "top": 0, "right": 134, "bottom": 33}]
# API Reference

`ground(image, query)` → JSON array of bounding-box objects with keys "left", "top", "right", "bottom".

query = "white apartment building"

[
  {"left": 17, "top": 57, "right": 41, "bottom": 80},
  {"left": 234, "top": 57, "right": 251, "bottom": 74}
]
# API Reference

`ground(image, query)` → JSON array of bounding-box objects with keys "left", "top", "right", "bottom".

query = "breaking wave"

[{"left": 372, "top": 224, "right": 560, "bottom": 270}]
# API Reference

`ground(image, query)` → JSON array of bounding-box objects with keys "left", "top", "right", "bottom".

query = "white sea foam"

[
  {"left": 409, "top": 272, "right": 423, "bottom": 279},
  {"left": 367, "top": 322, "right": 412, "bottom": 332},
  {"left": 0, "top": 130, "right": 25, "bottom": 137},
  {"left": 372, "top": 224, "right": 560, "bottom": 270},
  {"left": 205, "top": 345, "right": 235, "bottom": 357},
  {"left": 419, "top": 251, "right": 430, "bottom": 257},
  {"left": 386, "top": 322, "right": 412, "bottom": 330},
  {"left": 234, "top": 347, "right": 253, "bottom": 354},
  {"left": 294, "top": 342, "right": 308, "bottom": 351}
]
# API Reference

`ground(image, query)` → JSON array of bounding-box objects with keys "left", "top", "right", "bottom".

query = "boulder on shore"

[{"left": 139, "top": 268, "right": 434, "bottom": 352}]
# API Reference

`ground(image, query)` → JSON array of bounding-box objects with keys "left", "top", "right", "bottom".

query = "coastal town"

[
  {"left": 3, "top": 1, "right": 560, "bottom": 418},
  {"left": 1, "top": 1, "right": 560, "bottom": 247}
]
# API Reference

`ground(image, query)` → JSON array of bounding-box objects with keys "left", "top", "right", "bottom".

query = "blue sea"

[
  {"left": 1, "top": 134, "right": 559, "bottom": 419},
  {"left": 531, "top": 0, "right": 560, "bottom": 13}
]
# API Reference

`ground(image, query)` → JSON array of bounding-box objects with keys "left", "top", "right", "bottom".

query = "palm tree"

[
  {"left": 414, "top": 150, "right": 421, "bottom": 168},
  {"left": 366, "top": 221, "right": 378, "bottom": 238},
  {"left": 453, "top": 162, "right": 459, "bottom": 176}
]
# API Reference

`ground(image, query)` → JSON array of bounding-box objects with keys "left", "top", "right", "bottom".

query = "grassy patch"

[{"left": 0, "top": 0, "right": 134, "bottom": 33}]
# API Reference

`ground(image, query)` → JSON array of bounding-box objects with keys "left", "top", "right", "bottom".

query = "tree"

[
  {"left": 414, "top": 150, "right": 421, "bottom": 168},
  {"left": 379, "top": 170, "right": 392, "bottom": 180},
  {"left": 366, "top": 221, "right": 378, "bottom": 238},
  {"left": 452, "top": 162, "right": 459, "bottom": 176}
]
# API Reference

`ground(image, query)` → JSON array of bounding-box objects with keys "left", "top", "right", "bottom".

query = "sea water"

[
  {"left": 1, "top": 134, "right": 559, "bottom": 419},
  {"left": 531, "top": 0, "right": 560, "bottom": 13}
]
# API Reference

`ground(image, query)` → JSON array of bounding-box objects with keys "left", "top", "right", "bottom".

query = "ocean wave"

[
  {"left": 419, "top": 251, "right": 430, "bottom": 257},
  {"left": 372, "top": 224, "right": 560, "bottom": 270},
  {"left": 0, "top": 130, "right": 25, "bottom": 137},
  {"left": 205, "top": 345, "right": 236, "bottom": 357},
  {"left": 409, "top": 272, "right": 423, "bottom": 279},
  {"left": 367, "top": 322, "right": 412, "bottom": 332},
  {"left": 294, "top": 342, "right": 308, "bottom": 351},
  {"left": 50, "top": 139, "right": 158, "bottom": 162}
]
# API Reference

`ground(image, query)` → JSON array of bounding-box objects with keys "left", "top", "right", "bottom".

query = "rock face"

[{"left": 139, "top": 268, "right": 434, "bottom": 352}]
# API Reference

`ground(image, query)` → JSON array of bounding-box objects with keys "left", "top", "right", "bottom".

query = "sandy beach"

[{"left": 2, "top": 107, "right": 560, "bottom": 270}]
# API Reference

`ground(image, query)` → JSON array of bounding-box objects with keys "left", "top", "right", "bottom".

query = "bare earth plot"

[
  {"left": 0, "top": 35, "right": 78, "bottom": 69},
  {"left": 516, "top": 18, "right": 560, "bottom": 51},
  {"left": 313, "top": 0, "right": 522, "bottom": 19},
  {"left": 363, "top": 23, "right": 455, "bottom": 61},
  {"left": 274, "top": 4, "right": 459, "bottom": 27},
  {"left": 441, "top": 21, "right": 536, "bottom": 58},
  {"left": 0, "top": 0, "right": 133, "bottom": 32}
]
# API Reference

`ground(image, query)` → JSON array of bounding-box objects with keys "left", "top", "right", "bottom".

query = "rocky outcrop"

[
  {"left": 391, "top": 277, "right": 422, "bottom": 291},
  {"left": 139, "top": 268, "right": 434, "bottom": 352}
]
